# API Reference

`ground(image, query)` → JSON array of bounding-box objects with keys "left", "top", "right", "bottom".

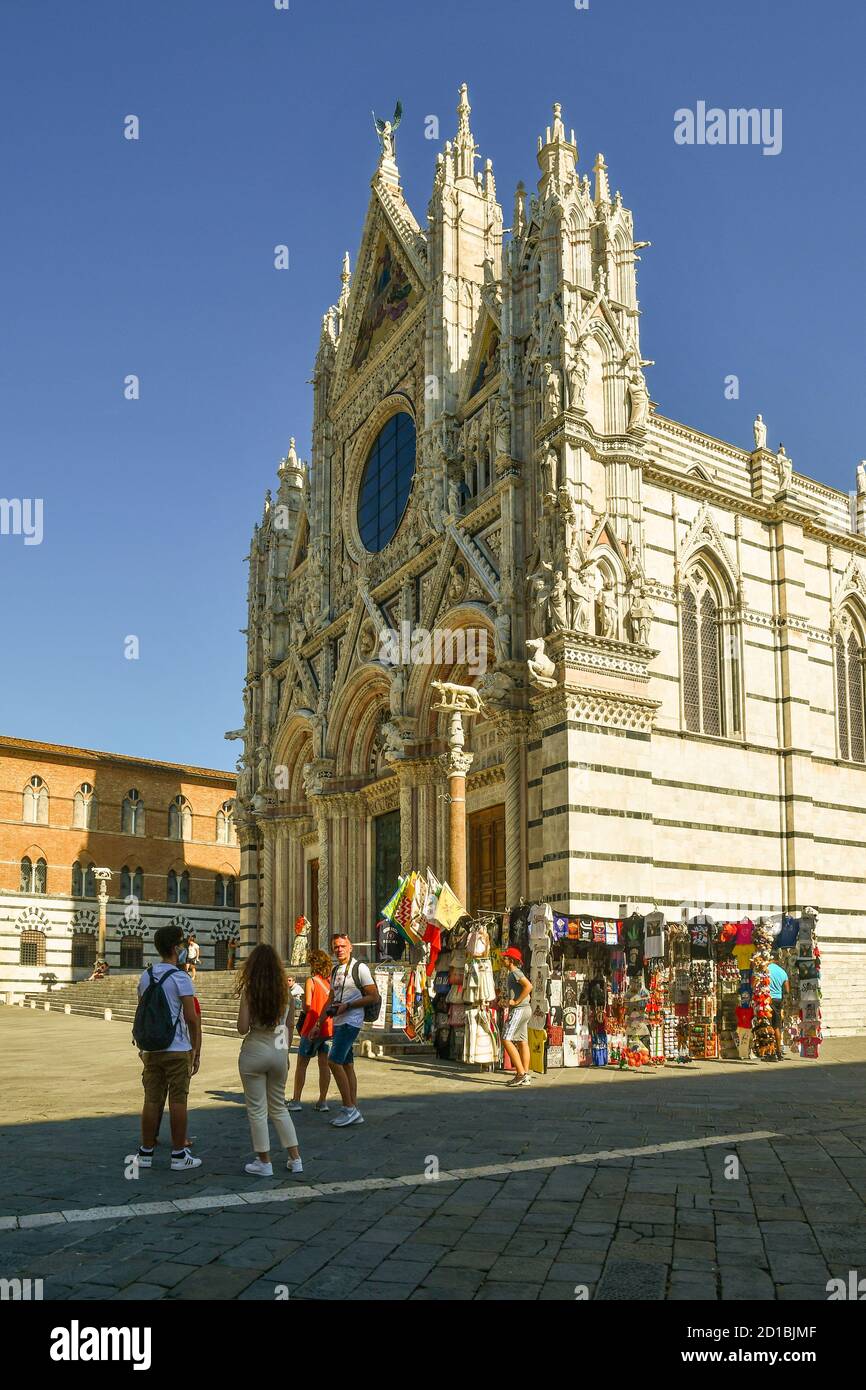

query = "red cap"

[{"left": 502, "top": 947, "right": 523, "bottom": 964}]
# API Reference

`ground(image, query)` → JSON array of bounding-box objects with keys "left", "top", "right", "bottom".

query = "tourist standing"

[
  {"left": 309, "top": 933, "right": 378, "bottom": 1128},
  {"left": 768, "top": 959, "right": 790, "bottom": 1061},
  {"left": 288, "top": 949, "right": 334, "bottom": 1113},
  {"left": 501, "top": 947, "right": 533, "bottom": 1086},
  {"left": 236, "top": 943, "right": 303, "bottom": 1176},
  {"left": 186, "top": 932, "right": 200, "bottom": 981},
  {"left": 134, "top": 922, "right": 202, "bottom": 1171}
]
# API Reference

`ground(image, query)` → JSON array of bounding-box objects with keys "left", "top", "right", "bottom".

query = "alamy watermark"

[
  {"left": 0, "top": 498, "right": 43, "bottom": 545},
  {"left": 675, "top": 102, "right": 782, "bottom": 156},
  {"left": 379, "top": 620, "right": 488, "bottom": 678}
]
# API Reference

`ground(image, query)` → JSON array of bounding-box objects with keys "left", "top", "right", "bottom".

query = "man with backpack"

[
  {"left": 133, "top": 922, "right": 202, "bottom": 1170},
  {"left": 310, "top": 933, "right": 378, "bottom": 1128}
]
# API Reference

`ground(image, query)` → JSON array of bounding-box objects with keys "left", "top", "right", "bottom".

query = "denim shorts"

[
  {"left": 328, "top": 1024, "right": 361, "bottom": 1066},
  {"left": 298, "top": 1033, "right": 331, "bottom": 1059}
]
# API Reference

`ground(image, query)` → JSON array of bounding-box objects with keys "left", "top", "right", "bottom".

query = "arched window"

[
  {"left": 72, "top": 932, "right": 96, "bottom": 969},
  {"left": 168, "top": 796, "right": 192, "bottom": 841},
  {"left": 73, "top": 861, "right": 95, "bottom": 897},
  {"left": 73, "top": 783, "right": 96, "bottom": 829},
  {"left": 122, "top": 789, "right": 145, "bottom": 836},
  {"left": 682, "top": 565, "right": 741, "bottom": 738},
  {"left": 216, "top": 801, "right": 235, "bottom": 845},
  {"left": 119, "top": 936, "right": 143, "bottom": 970},
  {"left": 167, "top": 869, "right": 178, "bottom": 903},
  {"left": 357, "top": 411, "right": 416, "bottom": 552},
  {"left": 20, "top": 930, "right": 46, "bottom": 967},
  {"left": 133, "top": 867, "right": 143, "bottom": 901},
  {"left": 23, "top": 775, "right": 48, "bottom": 825},
  {"left": 120, "top": 866, "right": 131, "bottom": 899},
  {"left": 34, "top": 858, "right": 47, "bottom": 894},
  {"left": 20, "top": 856, "right": 32, "bottom": 892},
  {"left": 835, "top": 611, "right": 866, "bottom": 762},
  {"left": 214, "top": 875, "right": 236, "bottom": 907},
  {"left": 179, "top": 870, "right": 190, "bottom": 905}
]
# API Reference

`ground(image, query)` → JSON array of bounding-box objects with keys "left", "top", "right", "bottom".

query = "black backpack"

[
  {"left": 333, "top": 959, "right": 381, "bottom": 1024},
  {"left": 132, "top": 965, "right": 184, "bottom": 1051}
]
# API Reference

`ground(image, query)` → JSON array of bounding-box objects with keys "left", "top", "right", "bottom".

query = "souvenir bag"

[
  {"left": 434, "top": 881, "right": 466, "bottom": 931},
  {"left": 547, "top": 1045, "right": 564, "bottom": 1069},
  {"left": 547, "top": 1022, "right": 564, "bottom": 1047},
  {"left": 548, "top": 975, "right": 563, "bottom": 1008},
  {"left": 552, "top": 913, "right": 569, "bottom": 941},
  {"left": 644, "top": 912, "right": 666, "bottom": 960},
  {"left": 605, "top": 919, "right": 622, "bottom": 947},
  {"left": 423, "top": 868, "right": 442, "bottom": 923},
  {"left": 563, "top": 1034, "right": 581, "bottom": 1067}
]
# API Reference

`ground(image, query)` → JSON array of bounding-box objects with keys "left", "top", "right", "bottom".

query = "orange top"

[{"left": 301, "top": 973, "right": 333, "bottom": 1039}]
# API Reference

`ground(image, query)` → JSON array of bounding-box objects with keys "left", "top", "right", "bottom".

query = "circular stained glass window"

[{"left": 357, "top": 411, "right": 416, "bottom": 552}]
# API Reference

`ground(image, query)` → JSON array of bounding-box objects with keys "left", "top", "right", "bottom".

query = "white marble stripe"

[{"left": 0, "top": 1130, "right": 779, "bottom": 1232}]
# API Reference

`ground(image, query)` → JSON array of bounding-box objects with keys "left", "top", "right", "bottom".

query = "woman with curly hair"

[
  {"left": 288, "top": 948, "right": 334, "bottom": 1113},
  {"left": 236, "top": 943, "right": 303, "bottom": 1177}
]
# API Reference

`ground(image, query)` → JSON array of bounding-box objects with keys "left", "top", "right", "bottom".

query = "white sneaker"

[
  {"left": 287, "top": 1157, "right": 304, "bottom": 1174},
  {"left": 170, "top": 1149, "right": 202, "bottom": 1170},
  {"left": 518, "top": 1072, "right": 533, "bottom": 1086},
  {"left": 136, "top": 1149, "right": 153, "bottom": 1168},
  {"left": 245, "top": 1159, "right": 274, "bottom": 1177},
  {"left": 331, "top": 1106, "right": 364, "bottom": 1127},
  {"left": 286, "top": 1100, "right": 302, "bottom": 1112},
  {"left": 313, "top": 1101, "right": 330, "bottom": 1112}
]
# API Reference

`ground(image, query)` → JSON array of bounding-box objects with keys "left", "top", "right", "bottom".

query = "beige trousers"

[{"left": 239, "top": 1031, "right": 298, "bottom": 1153}]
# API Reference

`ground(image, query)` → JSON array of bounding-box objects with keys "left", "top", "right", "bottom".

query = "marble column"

[{"left": 260, "top": 827, "right": 275, "bottom": 945}]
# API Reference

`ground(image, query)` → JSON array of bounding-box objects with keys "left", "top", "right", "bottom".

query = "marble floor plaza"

[{"left": 1, "top": 1007, "right": 865, "bottom": 1302}]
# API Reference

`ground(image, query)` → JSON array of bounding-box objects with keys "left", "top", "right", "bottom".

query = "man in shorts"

[
  {"left": 136, "top": 923, "right": 202, "bottom": 1170},
  {"left": 312, "top": 933, "right": 378, "bottom": 1127},
  {"left": 768, "top": 958, "right": 790, "bottom": 1061}
]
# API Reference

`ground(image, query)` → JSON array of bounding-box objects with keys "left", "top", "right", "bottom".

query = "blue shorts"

[
  {"left": 328, "top": 1024, "right": 361, "bottom": 1066},
  {"left": 298, "top": 1033, "right": 330, "bottom": 1059}
]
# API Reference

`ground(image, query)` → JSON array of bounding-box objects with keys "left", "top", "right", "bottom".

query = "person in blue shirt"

[{"left": 767, "top": 960, "right": 790, "bottom": 1061}]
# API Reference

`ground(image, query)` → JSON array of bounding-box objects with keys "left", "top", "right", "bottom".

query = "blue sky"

[{"left": 1, "top": 0, "right": 863, "bottom": 770}]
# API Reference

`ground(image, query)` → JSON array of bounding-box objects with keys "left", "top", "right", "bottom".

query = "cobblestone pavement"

[{"left": 1, "top": 1008, "right": 865, "bottom": 1301}]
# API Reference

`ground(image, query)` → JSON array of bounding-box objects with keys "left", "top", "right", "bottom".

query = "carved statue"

[
  {"left": 389, "top": 666, "right": 405, "bottom": 718},
  {"left": 776, "top": 444, "right": 793, "bottom": 493},
  {"left": 629, "top": 581, "right": 655, "bottom": 646},
  {"left": 236, "top": 755, "right": 252, "bottom": 803},
  {"left": 540, "top": 443, "right": 559, "bottom": 499},
  {"left": 598, "top": 578, "right": 618, "bottom": 639},
  {"left": 858, "top": 461, "right": 866, "bottom": 497},
  {"left": 753, "top": 413, "right": 767, "bottom": 451},
  {"left": 566, "top": 563, "right": 593, "bottom": 632},
  {"left": 627, "top": 361, "right": 649, "bottom": 431},
  {"left": 494, "top": 397, "right": 511, "bottom": 458},
  {"left": 566, "top": 334, "right": 592, "bottom": 410},
  {"left": 493, "top": 602, "right": 512, "bottom": 664},
  {"left": 529, "top": 569, "right": 552, "bottom": 639},
  {"left": 526, "top": 637, "right": 557, "bottom": 689},
  {"left": 447, "top": 560, "right": 468, "bottom": 605},
  {"left": 255, "top": 741, "right": 271, "bottom": 791},
  {"left": 447, "top": 477, "right": 462, "bottom": 516},
  {"left": 549, "top": 569, "right": 569, "bottom": 632},
  {"left": 372, "top": 100, "right": 402, "bottom": 161},
  {"left": 477, "top": 668, "right": 514, "bottom": 708},
  {"left": 542, "top": 361, "right": 562, "bottom": 420}
]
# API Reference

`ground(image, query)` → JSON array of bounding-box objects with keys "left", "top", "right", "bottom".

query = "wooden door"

[{"left": 468, "top": 804, "right": 507, "bottom": 915}]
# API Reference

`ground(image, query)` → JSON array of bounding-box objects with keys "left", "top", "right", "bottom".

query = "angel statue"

[{"left": 372, "top": 101, "right": 403, "bottom": 161}]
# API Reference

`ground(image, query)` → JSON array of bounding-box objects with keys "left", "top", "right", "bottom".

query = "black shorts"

[{"left": 770, "top": 1002, "right": 783, "bottom": 1029}]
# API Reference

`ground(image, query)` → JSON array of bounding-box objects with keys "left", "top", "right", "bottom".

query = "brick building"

[{"left": 0, "top": 736, "right": 239, "bottom": 998}]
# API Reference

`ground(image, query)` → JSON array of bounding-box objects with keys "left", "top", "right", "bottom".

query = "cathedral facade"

[{"left": 234, "top": 88, "right": 866, "bottom": 1035}]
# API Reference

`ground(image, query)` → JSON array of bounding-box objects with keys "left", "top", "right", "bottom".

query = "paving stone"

[
  {"left": 475, "top": 1282, "right": 544, "bottom": 1300},
  {"left": 111, "top": 1283, "right": 167, "bottom": 1301},
  {"left": 143, "top": 1262, "right": 200, "bottom": 1288},
  {"left": 168, "top": 1266, "right": 262, "bottom": 1299},
  {"left": 595, "top": 1259, "right": 667, "bottom": 1300},
  {"left": 539, "top": 1280, "right": 588, "bottom": 1300}
]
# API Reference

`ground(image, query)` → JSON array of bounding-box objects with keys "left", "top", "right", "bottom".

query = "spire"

[
  {"left": 338, "top": 251, "right": 351, "bottom": 315},
  {"left": 454, "top": 82, "right": 477, "bottom": 181},
  {"left": 537, "top": 101, "right": 578, "bottom": 194},
  {"left": 593, "top": 152, "right": 611, "bottom": 206},
  {"left": 513, "top": 180, "right": 527, "bottom": 238}
]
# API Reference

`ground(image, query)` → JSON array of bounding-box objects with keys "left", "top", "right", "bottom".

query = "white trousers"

[{"left": 239, "top": 1032, "right": 298, "bottom": 1153}]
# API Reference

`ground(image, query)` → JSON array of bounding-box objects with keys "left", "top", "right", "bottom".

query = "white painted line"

[{"left": 0, "top": 1130, "right": 779, "bottom": 1233}]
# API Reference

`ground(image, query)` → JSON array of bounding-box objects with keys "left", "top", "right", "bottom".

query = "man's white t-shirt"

[
  {"left": 330, "top": 958, "right": 374, "bottom": 1030},
  {"left": 187, "top": 940, "right": 200, "bottom": 963},
  {"left": 138, "top": 962, "right": 195, "bottom": 1051}
]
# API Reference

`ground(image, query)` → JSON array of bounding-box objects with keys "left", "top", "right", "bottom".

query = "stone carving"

[
  {"left": 494, "top": 593, "right": 512, "bottom": 663},
  {"left": 597, "top": 577, "right": 619, "bottom": 638},
  {"left": 628, "top": 578, "right": 655, "bottom": 645},
  {"left": 526, "top": 637, "right": 557, "bottom": 689},
  {"left": 477, "top": 668, "right": 514, "bottom": 708},
  {"left": 566, "top": 562, "right": 593, "bottom": 632},
  {"left": 255, "top": 741, "right": 271, "bottom": 791},
  {"left": 236, "top": 754, "right": 252, "bottom": 803},
  {"left": 447, "top": 559, "right": 469, "bottom": 606},
  {"left": 549, "top": 569, "right": 569, "bottom": 632},
  {"left": 566, "top": 334, "right": 592, "bottom": 410},
  {"left": 857, "top": 461, "right": 866, "bottom": 497},
  {"left": 540, "top": 443, "right": 559, "bottom": 499},
  {"left": 529, "top": 567, "right": 552, "bottom": 638},
  {"left": 372, "top": 100, "right": 402, "bottom": 162},
  {"left": 753, "top": 413, "right": 767, "bottom": 451},
  {"left": 775, "top": 444, "right": 792, "bottom": 494},
  {"left": 542, "top": 360, "right": 562, "bottom": 419},
  {"left": 494, "top": 396, "right": 511, "bottom": 457},
  {"left": 626, "top": 360, "right": 649, "bottom": 431},
  {"left": 389, "top": 666, "right": 406, "bottom": 717}
]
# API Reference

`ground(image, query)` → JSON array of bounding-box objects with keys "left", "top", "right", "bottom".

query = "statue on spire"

[{"left": 372, "top": 100, "right": 403, "bottom": 161}]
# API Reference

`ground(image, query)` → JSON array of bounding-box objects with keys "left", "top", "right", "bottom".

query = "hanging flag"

[{"left": 434, "top": 880, "right": 466, "bottom": 930}]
